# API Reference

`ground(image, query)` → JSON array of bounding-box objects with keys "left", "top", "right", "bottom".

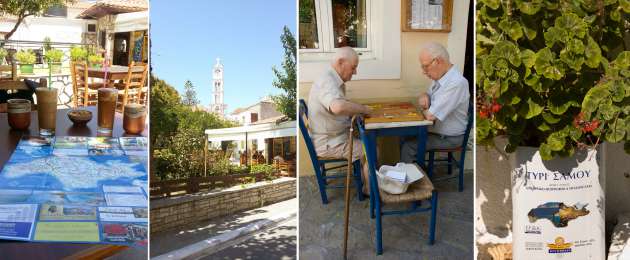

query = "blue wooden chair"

[
  {"left": 298, "top": 99, "right": 364, "bottom": 204},
  {"left": 427, "top": 101, "right": 474, "bottom": 192},
  {"left": 357, "top": 116, "right": 438, "bottom": 255}
]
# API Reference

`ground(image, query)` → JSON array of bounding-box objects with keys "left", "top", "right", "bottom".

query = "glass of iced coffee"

[
  {"left": 35, "top": 87, "right": 58, "bottom": 136},
  {"left": 97, "top": 88, "right": 118, "bottom": 135}
]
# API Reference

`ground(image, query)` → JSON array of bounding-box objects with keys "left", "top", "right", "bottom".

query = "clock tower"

[{"left": 211, "top": 58, "right": 227, "bottom": 116}]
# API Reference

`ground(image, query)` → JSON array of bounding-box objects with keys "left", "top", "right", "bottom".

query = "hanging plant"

[{"left": 476, "top": 0, "right": 630, "bottom": 160}]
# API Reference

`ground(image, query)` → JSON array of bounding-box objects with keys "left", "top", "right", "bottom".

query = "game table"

[
  {"left": 358, "top": 100, "right": 433, "bottom": 168},
  {"left": 0, "top": 106, "right": 147, "bottom": 259}
]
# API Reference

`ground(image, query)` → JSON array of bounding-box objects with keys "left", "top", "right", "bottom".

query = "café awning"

[
  {"left": 205, "top": 118, "right": 296, "bottom": 143},
  {"left": 77, "top": 0, "right": 148, "bottom": 19}
]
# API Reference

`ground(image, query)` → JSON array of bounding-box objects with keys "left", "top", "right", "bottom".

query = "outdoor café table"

[
  {"left": 88, "top": 65, "right": 144, "bottom": 86},
  {"left": 0, "top": 106, "right": 146, "bottom": 259},
  {"left": 357, "top": 100, "right": 433, "bottom": 170}
]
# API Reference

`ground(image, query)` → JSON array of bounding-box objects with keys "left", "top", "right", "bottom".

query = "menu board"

[{"left": 0, "top": 136, "right": 148, "bottom": 247}]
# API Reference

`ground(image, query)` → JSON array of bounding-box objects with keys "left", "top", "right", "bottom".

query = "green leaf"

[
  {"left": 544, "top": 27, "right": 566, "bottom": 46},
  {"left": 525, "top": 98, "right": 544, "bottom": 119},
  {"left": 582, "top": 86, "right": 611, "bottom": 115},
  {"left": 547, "top": 132, "right": 566, "bottom": 151},
  {"left": 521, "top": 49, "right": 536, "bottom": 68},
  {"left": 482, "top": 0, "right": 501, "bottom": 10},
  {"left": 613, "top": 51, "right": 630, "bottom": 69},
  {"left": 599, "top": 103, "right": 619, "bottom": 121},
  {"left": 543, "top": 112, "right": 562, "bottom": 124},
  {"left": 621, "top": 0, "right": 630, "bottom": 13},
  {"left": 535, "top": 48, "right": 554, "bottom": 73},
  {"left": 543, "top": 65, "right": 564, "bottom": 80},
  {"left": 585, "top": 36, "right": 602, "bottom": 68},
  {"left": 492, "top": 41, "right": 521, "bottom": 67},
  {"left": 610, "top": 9, "right": 621, "bottom": 21},
  {"left": 477, "top": 116, "right": 491, "bottom": 141},
  {"left": 555, "top": 13, "right": 587, "bottom": 38},
  {"left": 539, "top": 143, "right": 553, "bottom": 160},
  {"left": 499, "top": 20, "right": 524, "bottom": 42},
  {"left": 518, "top": 1, "right": 543, "bottom": 15},
  {"left": 606, "top": 118, "right": 626, "bottom": 142}
]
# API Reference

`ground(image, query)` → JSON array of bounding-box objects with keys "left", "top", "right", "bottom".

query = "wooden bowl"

[{"left": 67, "top": 109, "right": 92, "bottom": 126}]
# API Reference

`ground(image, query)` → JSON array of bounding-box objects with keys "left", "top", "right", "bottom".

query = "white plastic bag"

[{"left": 376, "top": 163, "right": 424, "bottom": 194}]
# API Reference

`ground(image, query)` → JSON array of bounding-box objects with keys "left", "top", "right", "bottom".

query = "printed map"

[{"left": 0, "top": 136, "right": 148, "bottom": 246}]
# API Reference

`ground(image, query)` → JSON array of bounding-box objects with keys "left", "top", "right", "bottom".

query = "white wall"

[{"left": 0, "top": 16, "right": 88, "bottom": 44}]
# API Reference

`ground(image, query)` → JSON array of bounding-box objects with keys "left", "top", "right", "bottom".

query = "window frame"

[
  {"left": 299, "top": 0, "right": 402, "bottom": 81},
  {"left": 300, "top": 0, "right": 372, "bottom": 54}
]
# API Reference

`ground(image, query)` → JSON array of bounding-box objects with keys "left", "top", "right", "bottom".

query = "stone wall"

[{"left": 150, "top": 177, "right": 296, "bottom": 234}]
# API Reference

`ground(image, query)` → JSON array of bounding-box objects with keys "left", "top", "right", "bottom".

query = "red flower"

[
  {"left": 491, "top": 103, "right": 502, "bottom": 113},
  {"left": 479, "top": 110, "right": 489, "bottom": 119}
]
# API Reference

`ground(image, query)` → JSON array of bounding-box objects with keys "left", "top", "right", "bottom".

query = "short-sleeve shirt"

[
  {"left": 307, "top": 67, "right": 350, "bottom": 151},
  {"left": 427, "top": 66, "right": 470, "bottom": 136}
]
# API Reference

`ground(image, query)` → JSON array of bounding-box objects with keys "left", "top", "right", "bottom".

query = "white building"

[
  {"left": 210, "top": 58, "right": 227, "bottom": 116},
  {"left": 229, "top": 97, "right": 284, "bottom": 126}
]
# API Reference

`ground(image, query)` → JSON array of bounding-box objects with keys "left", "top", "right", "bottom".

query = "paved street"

[
  {"left": 151, "top": 198, "right": 297, "bottom": 258},
  {"left": 299, "top": 167, "right": 474, "bottom": 260},
  {"left": 205, "top": 217, "right": 297, "bottom": 260}
]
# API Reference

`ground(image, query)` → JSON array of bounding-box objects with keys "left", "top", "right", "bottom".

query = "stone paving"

[{"left": 299, "top": 168, "right": 474, "bottom": 260}]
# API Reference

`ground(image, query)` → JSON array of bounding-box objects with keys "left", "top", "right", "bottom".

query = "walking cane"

[{"left": 343, "top": 115, "right": 358, "bottom": 259}]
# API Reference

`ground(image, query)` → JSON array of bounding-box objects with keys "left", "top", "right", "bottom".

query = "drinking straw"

[{"left": 48, "top": 59, "right": 51, "bottom": 89}]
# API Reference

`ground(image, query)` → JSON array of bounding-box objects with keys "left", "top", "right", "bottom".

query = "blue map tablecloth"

[{"left": 0, "top": 136, "right": 148, "bottom": 246}]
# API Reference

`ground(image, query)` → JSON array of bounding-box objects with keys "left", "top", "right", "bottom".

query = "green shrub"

[
  {"left": 70, "top": 46, "right": 87, "bottom": 61},
  {"left": 476, "top": 0, "right": 630, "bottom": 159},
  {"left": 45, "top": 49, "right": 64, "bottom": 63},
  {"left": 88, "top": 54, "right": 103, "bottom": 66},
  {"left": 0, "top": 48, "right": 7, "bottom": 64},
  {"left": 43, "top": 37, "right": 52, "bottom": 51},
  {"left": 15, "top": 50, "right": 35, "bottom": 64}
]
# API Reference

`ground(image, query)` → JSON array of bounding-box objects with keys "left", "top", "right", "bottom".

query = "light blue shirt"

[{"left": 427, "top": 66, "right": 470, "bottom": 136}]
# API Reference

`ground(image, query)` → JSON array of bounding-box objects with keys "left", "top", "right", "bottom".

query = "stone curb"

[{"left": 152, "top": 211, "right": 297, "bottom": 260}]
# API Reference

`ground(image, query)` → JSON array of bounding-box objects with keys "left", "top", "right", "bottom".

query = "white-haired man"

[
  {"left": 401, "top": 42, "right": 470, "bottom": 163},
  {"left": 307, "top": 46, "right": 369, "bottom": 178}
]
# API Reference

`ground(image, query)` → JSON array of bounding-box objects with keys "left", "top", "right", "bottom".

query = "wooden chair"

[
  {"left": 298, "top": 99, "right": 364, "bottom": 204},
  {"left": 115, "top": 61, "right": 148, "bottom": 110},
  {"left": 71, "top": 61, "right": 99, "bottom": 107},
  {"left": 357, "top": 116, "right": 438, "bottom": 255}
]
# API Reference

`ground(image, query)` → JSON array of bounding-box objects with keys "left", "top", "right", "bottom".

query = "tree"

[
  {"left": 0, "top": 0, "right": 75, "bottom": 42},
  {"left": 150, "top": 75, "right": 236, "bottom": 180},
  {"left": 182, "top": 80, "right": 199, "bottom": 106},
  {"left": 271, "top": 26, "right": 297, "bottom": 120}
]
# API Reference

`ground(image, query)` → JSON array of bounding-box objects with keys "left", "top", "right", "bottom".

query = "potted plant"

[
  {"left": 70, "top": 45, "right": 87, "bottom": 62},
  {"left": 15, "top": 50, "right": 36, "bottom": 74},
  {"left": 0, "top": 48, "right": 7, "bottom": 65},
  {"left": 44, "top": 49, "right": 64, "bottom": 74},
  {"left": 88, "top": 54, "right": 104, "bottom": 68},
  {"left": 476, "top": 1, "right": 628, "bottom": 259}
]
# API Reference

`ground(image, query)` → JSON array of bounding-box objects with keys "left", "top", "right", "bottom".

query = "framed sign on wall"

[{"left": 402, "top": 0, "right": 453, "bottom": 32}]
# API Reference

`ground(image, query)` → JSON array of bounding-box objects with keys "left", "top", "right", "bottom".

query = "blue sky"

[{"left": 150, "top": 0, "right": 296, "bottom": 112}]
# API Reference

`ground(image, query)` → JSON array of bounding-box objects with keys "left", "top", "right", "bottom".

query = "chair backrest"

[
  {"left": 71, "top": 61, "right": 90, "bottom": 107},
  {"left": 120, "top": 61, "right": 149, "bottom": 108},
  {"left": 0, "top": 63, "right": 17, "bottom": 81},
  {"left": 461, "top": 101, "right": 474, "bottom": 150},
  {"left": 356, "top": 116, "right": 381, "bottom": 199},
  {"left": 298, "top": 99, "right": 323, "bottom": 175},
  {"left": 124, "top": 61, "right": 149, "bottom": 90}
]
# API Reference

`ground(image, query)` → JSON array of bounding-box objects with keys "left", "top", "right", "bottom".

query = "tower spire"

[{"left": 211, "top": 58, "right": 226, "bottom": 116}]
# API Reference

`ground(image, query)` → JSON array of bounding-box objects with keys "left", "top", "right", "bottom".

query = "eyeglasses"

[{"left": 421, "top": 58, "right": 437, "bottom": 71}]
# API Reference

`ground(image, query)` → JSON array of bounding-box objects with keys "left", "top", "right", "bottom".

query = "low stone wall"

[{"left": 150, "top": 177, "right": 296, "bottom": 234}]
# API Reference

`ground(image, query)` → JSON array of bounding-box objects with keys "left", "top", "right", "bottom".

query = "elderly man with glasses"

[{"left": 401, "top": 42, "right": 470, "bottom": 163}]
